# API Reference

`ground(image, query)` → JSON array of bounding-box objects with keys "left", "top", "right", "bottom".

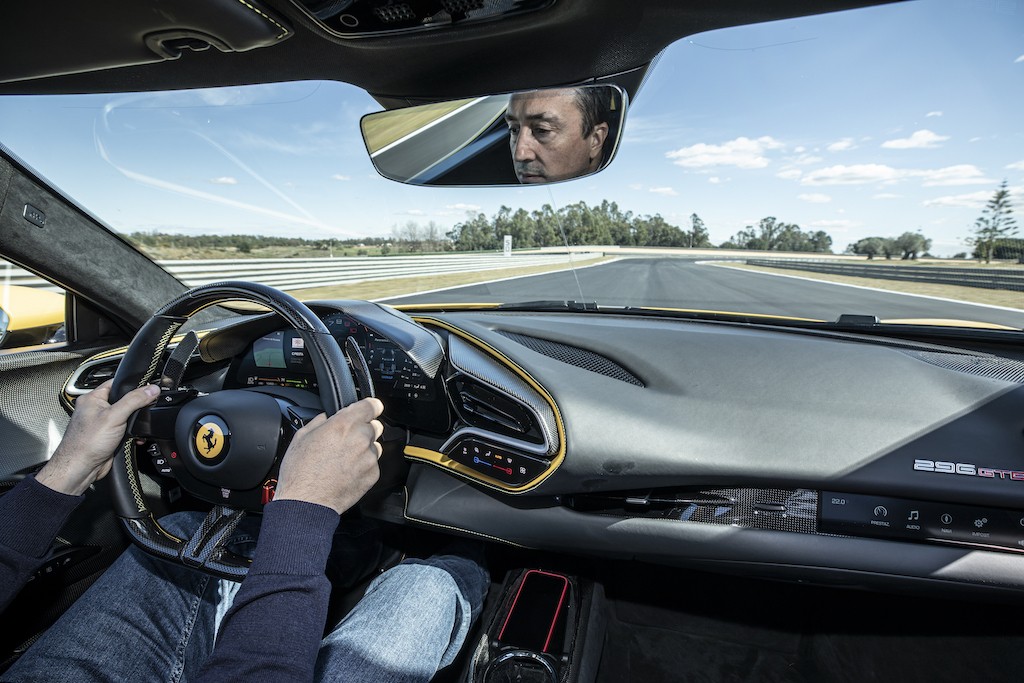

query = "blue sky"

[{"left": 0, "top": 0, "right": 1021, "bottom": 256}]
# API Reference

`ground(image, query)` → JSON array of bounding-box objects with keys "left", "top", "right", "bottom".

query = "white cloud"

[
  {"left": 798, "top": 193, "right": 832, "bottom": 203},
  {"left": 401, "top": 209, "right": 426, "bottom": 216},
  {"left": 826, "top": 138, "right": 857, "bottom": 152},
  {"left": 446, "top": 203, "right": 481, "bottom": 211},
  {"left": 330, "top": 174, "right": 350, "bottom": 181},
  {"left": 881, "top": 129, "right": 950, "bottom": 149},
  {"left": 794, "top": 146, "right": 806, "bottom": 153},
  {"left": 776, "top": 168, "right": 802, "bottom": 180},
  {"left": 628, "top": 183, "right": 644, "bottom": 190},
  {"left": 924, "top": 185, "right": 1024, "bottom": 208},
  {"left": 916, "top": 164, "right": 992, "bottom": 187},
  {"left": 666, "top": 136, "right": 784, "bottom": 169},
  {"left": 1007, "top": 160, "right": 1024, "bottom": 171},
  {"left": 969, "top": 137, "right": 982, "bottom": 143},
  {"left": 802, "top": 164, "right": 904, "bottom": 185},
  {"left": 708, "top": 177, "right": 722, "bottom": 184},
  {"left": 649, "top": 186, "right": 678, "bottom": 196},
  {"left": 1016, "top": 54, "right": 1024, "bottom": 64},
  {"left": 800, "top": 163, "right": 991, "bottom": 188},
  {"left": 922, "top": 190, "right": 993, "bottom": 208},
  {"left": 925, "top": 111, "right": 943, "bottom": 118},
  {"left": 209, "top": 176, "right": 238, "bottom": 185},
  {"left": 873, "top": 193, "right": 902, "bottom": 200}
]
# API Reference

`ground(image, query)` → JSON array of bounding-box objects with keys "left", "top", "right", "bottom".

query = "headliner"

[{"left": 0, "top": 0, "right": 896, "bottom": 105}]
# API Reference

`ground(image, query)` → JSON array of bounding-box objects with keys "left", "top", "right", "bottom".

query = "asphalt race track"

[{"left": 384, "top": 257, "right": 1024, "bottom": 329}]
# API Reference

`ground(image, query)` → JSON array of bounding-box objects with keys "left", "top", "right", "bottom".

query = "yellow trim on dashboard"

[
  {"left": 880, "top": 318, "right": 1018, "bottom": 331},
  {"left": 407, "top": 316, "right": 567, "bottom": 494},
  {"left": 637, "top": 306, "right": 823, "bottom": 322},
  {"left": 394, "top": 303, "right": 502, "bottom": 312},
  {"left": 393, "top": 303, "right": 823, "bottom": 321}
]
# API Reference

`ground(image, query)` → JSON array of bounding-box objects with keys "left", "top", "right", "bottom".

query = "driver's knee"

[{"left": 154, "top": 510, "right": 208, "bottom": 537}]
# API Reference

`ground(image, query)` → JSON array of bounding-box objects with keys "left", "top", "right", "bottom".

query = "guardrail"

[
  {"left": 745, "top": 259, "right": 1024, "bottom": 292},
  {"left": 1, "top": 252, "right": 603, "bottom": 294}
]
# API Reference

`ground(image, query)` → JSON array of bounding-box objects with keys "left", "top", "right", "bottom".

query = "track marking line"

[
  {"left": 376, "top": 258, "right": 620, "bottom": 303},
  {"left": 700, "top": 261, "right": 1024, "bottom": 315}
]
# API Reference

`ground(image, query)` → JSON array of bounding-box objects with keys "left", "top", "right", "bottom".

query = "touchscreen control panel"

[{"left": 820, "top": 491, "right": 1024, "bottom": 553}]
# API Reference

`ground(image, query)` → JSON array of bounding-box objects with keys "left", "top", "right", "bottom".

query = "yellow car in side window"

[{"left": 0, "top": 285, "right": 64, "bottom": 349}]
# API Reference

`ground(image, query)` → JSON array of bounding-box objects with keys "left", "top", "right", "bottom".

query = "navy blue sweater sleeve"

[
  {"left": 0, "top": 476, "right": 84, "bottom": 612},
  {"left": 196, "top": 499, "right": 340, "bottom": 683}
]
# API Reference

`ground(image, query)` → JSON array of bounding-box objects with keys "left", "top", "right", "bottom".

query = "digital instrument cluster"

[
  {"left": 231, "top": 311, "right": 449, "bottom": 432},
  {"left": 321, "top": 312, "right": 435, "bottom": 403}
]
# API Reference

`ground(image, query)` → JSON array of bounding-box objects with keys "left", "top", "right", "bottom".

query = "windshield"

[{"left": 1, "top": 0, "right": 1022, "bottom": 328}]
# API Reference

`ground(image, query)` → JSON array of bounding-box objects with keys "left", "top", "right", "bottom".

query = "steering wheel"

[{"left": 107, "top": 281, "right": 357, "bottom": 580}]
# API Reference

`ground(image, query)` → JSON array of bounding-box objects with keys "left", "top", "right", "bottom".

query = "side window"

[{"left": 0, "top": 257, "right": 66, "bottom": 350}]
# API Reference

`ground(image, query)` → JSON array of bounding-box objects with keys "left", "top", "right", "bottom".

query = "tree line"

[
  {"left": 128, "top": 185, "right": 1018, "bottom": 262},
  {"left": 846, "top": 232, "right": 932, "bottom": 260},
  {"left": 720, "top": 217, "right": 832, "bottom": 253},
  {"left": 127, "top": 232, "right": 390, "bottom": 254},
  {"left": 446, "top": 201, "right": 832, "bottom": 253},
  {"left": 446, "top": 201, "right": 713, "bottom": 250}
]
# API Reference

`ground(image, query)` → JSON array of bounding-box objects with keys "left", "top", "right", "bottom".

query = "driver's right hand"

[{"left": 273, "top": 397, "right": 385, "bottom": 514}]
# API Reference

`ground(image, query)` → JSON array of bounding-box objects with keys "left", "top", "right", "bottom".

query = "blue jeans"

[{"left": 5, "top": 512, "right": 488, "bottom": 682}]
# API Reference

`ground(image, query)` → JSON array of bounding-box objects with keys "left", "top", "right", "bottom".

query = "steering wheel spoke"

[
  {"left": 179, "top": 505, "right": 249, "bottom": 571},
  {"left": 127, "top": 390, "right": 198, "bottom": 440},
  {"left": 286, "top": 404, "right": 323, "bottom": 430}
]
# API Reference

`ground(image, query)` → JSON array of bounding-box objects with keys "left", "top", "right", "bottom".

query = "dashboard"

[{"left": 63, "top": 302, "right": 1024, "bottom": 599}]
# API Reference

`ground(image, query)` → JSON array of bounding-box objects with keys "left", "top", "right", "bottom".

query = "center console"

[{"left": 465, "top": 569, "right": 606, "bottom": 683}]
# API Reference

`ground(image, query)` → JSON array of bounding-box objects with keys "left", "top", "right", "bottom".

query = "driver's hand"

[
  {"left": 274, "top": 397, "right": 385, "bottom": 514},
  {"left": 36, "top": 380, "right": 161, "bottom": 496}
]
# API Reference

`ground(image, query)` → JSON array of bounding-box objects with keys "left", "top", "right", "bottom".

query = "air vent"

[
  {"left": 452, "top": 378, "right": 544, "bottom": 444},
  {"left": 73, "top": 359, "right": 119, "bottom": 391},
  {"left": 497, "top": 331, "right": 644, "bottom": 386},
  {"left": 901, "top": 350, "right": 1024, "bottom": 384},
  {"left": 446, "top": 335, "right": 559, "bottom": 455}
]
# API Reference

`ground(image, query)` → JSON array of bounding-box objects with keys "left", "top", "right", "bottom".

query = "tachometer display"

[{"left": 321, "top": 312, "right": 434, "bottom": 402}]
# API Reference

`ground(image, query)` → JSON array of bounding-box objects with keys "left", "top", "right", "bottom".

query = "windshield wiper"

[{"left": 495, "top": 300, "right": 600, "bottom": 312}]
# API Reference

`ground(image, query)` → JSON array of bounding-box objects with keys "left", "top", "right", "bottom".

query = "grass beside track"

[{"left": 722, "top": 263, "right": 1024, "bottom": 311}]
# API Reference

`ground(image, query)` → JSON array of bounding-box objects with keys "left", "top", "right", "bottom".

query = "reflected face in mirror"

[{"left": 505, "top": 88, "right": 610, "bottom": 184}]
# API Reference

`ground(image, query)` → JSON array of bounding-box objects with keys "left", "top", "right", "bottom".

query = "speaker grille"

[
  {"left": 901, "top": 350, "right": 1024, "bottom": 384},
  {"left": 497, "top": 331, "right": 643, "bottom": 386}
]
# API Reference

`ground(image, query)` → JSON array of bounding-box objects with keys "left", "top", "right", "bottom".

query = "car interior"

[{"left": 3, "top": 0, "right": 1024, "bottom": 681}]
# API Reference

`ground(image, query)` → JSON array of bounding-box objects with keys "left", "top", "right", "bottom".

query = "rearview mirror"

[{"left": 361, "top": 84, "right": 626, "bottom": 187}]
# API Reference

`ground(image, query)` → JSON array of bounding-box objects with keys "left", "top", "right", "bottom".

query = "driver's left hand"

[{"left": 36, "top": 380, "right": 160, "bottom": 496}]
